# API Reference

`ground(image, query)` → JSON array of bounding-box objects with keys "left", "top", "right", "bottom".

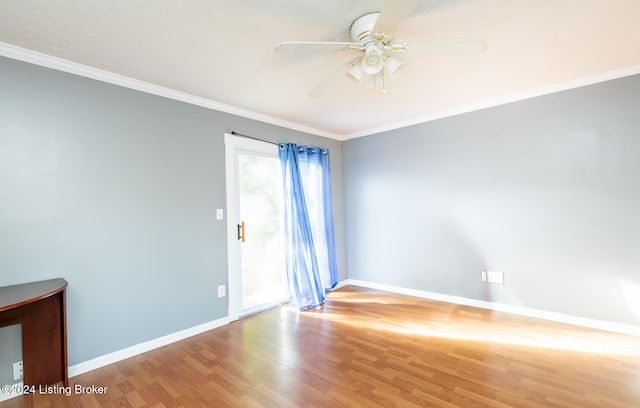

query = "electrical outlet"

[
  {"left": 13, "top": 361, "right": 23, "bottom": 381},
  {"left": 217, "top": 285, "right": 226, "bottom": 298},
  {"left": 481, "top": 270, "right": 487, "bottom": 282},
  {"left": 487, "top": 270, "right": 504, "bottom": 285}
]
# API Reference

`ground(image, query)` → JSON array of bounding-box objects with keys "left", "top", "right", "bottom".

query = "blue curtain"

[{"left": 279, "top": 143, "right": 338, "bottom": 310}]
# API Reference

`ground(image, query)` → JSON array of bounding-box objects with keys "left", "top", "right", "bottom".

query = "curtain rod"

[
  {"left": 230, "top": 131, "right": 328, "bottom": 154},
  {"left": 230, "top": 131, "right": 281, "bottom": 146}
]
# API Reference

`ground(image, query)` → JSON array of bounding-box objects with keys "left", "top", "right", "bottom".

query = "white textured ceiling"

[{"left": 1, "top": 0, "right": 640, "bottom": 139}]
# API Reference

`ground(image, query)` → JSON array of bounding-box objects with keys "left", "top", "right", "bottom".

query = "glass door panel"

[{"left": 238, "top": 153, "right": 287, "bottom": 311}]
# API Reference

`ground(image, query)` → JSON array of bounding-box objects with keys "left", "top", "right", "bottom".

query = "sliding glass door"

[{"left": 225, "top": 134, "right": 287, "bottom": 320}]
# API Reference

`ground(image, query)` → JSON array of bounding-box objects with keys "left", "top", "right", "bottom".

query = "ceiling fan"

[{"left": 274, "top": 0, "right": 486, "bottom": 96}]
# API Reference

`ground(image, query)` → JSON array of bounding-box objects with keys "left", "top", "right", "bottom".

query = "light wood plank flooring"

[{"left": 2, "top": 285, "right": 640, "bottom": 407}]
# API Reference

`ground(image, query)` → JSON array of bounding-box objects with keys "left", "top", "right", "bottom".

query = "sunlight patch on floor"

[{"left": 294, "top": 291, "right": 640, "bottom": 358}]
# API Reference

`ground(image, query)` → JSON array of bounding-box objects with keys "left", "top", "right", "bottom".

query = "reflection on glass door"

[{"left": 238, "top": 153, "right": 286, "bottom": 311}]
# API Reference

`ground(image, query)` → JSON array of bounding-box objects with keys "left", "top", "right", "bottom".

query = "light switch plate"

[{"left": 216, "top": 209, "right": 224, "bottom": 220}]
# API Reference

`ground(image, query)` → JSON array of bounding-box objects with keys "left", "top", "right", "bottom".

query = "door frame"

[{"left": 224, "top": 132, "right": 282, "bottom": 321}]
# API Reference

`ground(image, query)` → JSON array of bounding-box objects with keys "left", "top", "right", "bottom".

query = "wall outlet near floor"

[
  {"left": 217, "top": 285, "right": 226, "bottom": 298},
  {"left": 13, "top": 361, "right": 23, "bottom": 381},
  {"left": 483, "top": 270, "right": 504, "bottom": 285}
]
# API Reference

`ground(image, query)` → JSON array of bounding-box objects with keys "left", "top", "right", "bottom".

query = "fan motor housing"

[{"left": 350, "top": 13, "right": 380, "bottom": 44}]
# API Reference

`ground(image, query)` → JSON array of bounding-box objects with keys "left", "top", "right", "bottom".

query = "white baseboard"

[
  {"left": 0, "top": 381, "right": 23, "bottom": 403},
  {"left": 344, "top": 279, "right": 640, "bottom": 337},
  {"left": 68, "top": 316, "right": 230, "bottom": 378}
]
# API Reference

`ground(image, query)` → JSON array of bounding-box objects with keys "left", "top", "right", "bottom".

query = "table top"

[{"left": 0, "top": 278, "right": 68, "bottom": 312}]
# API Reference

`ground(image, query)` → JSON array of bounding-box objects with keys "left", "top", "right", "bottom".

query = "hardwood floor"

[{"left": 3, "top": 285, "right": 640, "bottom": 407}]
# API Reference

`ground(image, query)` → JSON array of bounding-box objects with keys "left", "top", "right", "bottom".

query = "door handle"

[{"left": 237, "top": 221, "right": 245, "bottom": 242}]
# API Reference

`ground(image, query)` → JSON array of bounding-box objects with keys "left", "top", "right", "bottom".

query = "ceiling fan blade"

[
  {"left": 274, "top": 42, "right": 358, "bottom": 52},
  {"left": 400, "top": 38, "right": 487, "bottom": 56},
  {"left": 308, "top": 58, "right": 360, "bottom": 97},
  {"left": 372, "top": 0, "right": 421, "bottom": 34}
]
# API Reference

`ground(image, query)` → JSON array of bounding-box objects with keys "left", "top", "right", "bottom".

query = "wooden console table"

[{"left": 0, "top": 278, "right": 68, "bottom": 386}]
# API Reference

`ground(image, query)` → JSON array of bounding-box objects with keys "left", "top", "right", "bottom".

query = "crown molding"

[
  {"left": 0, "top": 42, "right": 342, "bottom": 141},
  {"left": 345, "top": 63, "right": 640, "bottom": 140},
  {"left": 3, "top": 41, "right": 639, "bottom": 142}
]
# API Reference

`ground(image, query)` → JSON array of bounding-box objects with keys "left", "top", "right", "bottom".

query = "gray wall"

[
  {"left": 0, "top": 55, "right": 346, "bottom": 369},
  {"left": 343, "top": 74, "right": 640, "bottom": 326}
]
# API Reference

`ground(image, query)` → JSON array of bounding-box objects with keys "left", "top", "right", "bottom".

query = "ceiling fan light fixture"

[
  {"left": 346, "top": 62, "right": 364, "bottom": 83},
  {"left": 361, "top": 54, "right": 383, "bottom": 75},
  {"left": 275, "top": 5, "right": 487, "bottom": 97},
  {"left": 361, "top": 44, "right": 384, "bottom": 75},
  {"left": 383, "top": 56, "right": 404, "bottom": 81}
]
